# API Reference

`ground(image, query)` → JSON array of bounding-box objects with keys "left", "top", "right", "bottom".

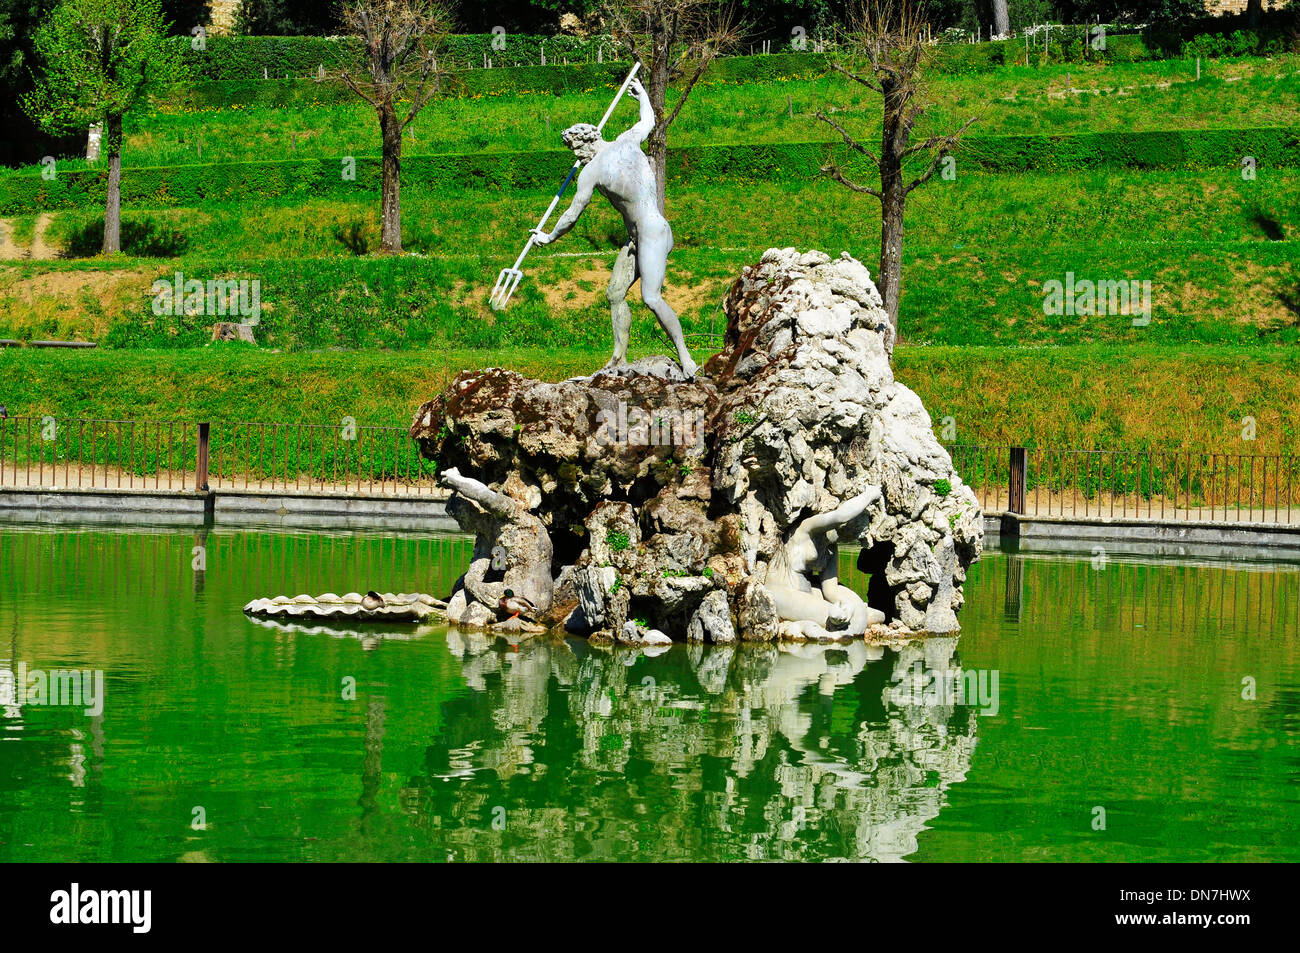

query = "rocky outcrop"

[{"left": 412, "top": 248, "right": 982, "bottom": 641}]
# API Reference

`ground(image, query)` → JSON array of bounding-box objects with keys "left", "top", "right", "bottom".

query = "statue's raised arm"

[{"left": 619, "top": 77, "right": 655, "bottom": 145}]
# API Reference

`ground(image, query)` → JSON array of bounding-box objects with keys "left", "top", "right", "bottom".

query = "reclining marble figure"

[
  {"left": 765, "top": 486, "right": 887, "bottom": 639},
  {"left": 530, "top": 77, "right": 698, "bottom": 379}
]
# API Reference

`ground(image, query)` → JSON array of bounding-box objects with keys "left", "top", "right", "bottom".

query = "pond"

[{"left": 0, "top": 525, "right": 1296, "bottom": 862}]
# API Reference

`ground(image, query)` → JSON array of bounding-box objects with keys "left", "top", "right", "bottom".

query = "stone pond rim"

[{"left": 410, "top": 247, "right": 984, "bottom": 644}]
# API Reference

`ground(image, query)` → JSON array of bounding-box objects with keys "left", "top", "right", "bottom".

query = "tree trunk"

[
  {"left": 992, "top": 0, "right": 1010, "bottom": 38},
  {"left": 877, "top": 85, "right": 908, "bottom": 339},
  {"left": 645, "top": 24, "right": 672, "bottom": 215},
  {"left": 648, "top": 118, "right": 668, "bottom": 215},
  {"left": 878, "top": 186, "right": 905, "bottom": 338},
  {"left": 379, "top": 103, "right": 403, "bottom": 253},
  {"left": 1246, "top": 0, "right": 1262, "bottom": 28},
  {"left": 102, "top": 113, "right": 122, "bottom": 255}
]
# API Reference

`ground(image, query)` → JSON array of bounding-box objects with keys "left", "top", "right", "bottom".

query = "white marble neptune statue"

[{"left": 531, "top": 77, "right": 698, "bottom": 379}]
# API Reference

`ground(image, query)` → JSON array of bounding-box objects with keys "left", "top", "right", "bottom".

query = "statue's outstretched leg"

[
  {"left": 636, "top": 223, "right": 697, "bottom": 378},
  {"left": 603, "top": 241, "right": 637, "bottom": 370}
]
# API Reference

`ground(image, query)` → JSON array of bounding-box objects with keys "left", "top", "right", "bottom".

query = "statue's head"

[{"left": 561, "top": 122, "right": 604, "bottom": 163}]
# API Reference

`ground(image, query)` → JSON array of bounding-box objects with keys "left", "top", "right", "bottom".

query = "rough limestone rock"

[
  {"left": 735, "top": 580, "right": 779, "bottom": 642},
  {"left": 617, "top": 620, "right": 673, "bottom": 646},
  {"left": 687, "top": 590, "right": 737, "bottom": 644},
  {"left": 412, "top": 248, "right": 982, "bottom": 640}
]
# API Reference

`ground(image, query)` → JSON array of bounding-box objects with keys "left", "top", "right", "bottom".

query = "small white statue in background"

[{"left": 531, "top": 77, "right": 698, "bottom": 379}]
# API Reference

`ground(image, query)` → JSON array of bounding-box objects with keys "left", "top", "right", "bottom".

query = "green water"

[{"left": 0, "top": 525, "right": 1296, "bottom": 862}]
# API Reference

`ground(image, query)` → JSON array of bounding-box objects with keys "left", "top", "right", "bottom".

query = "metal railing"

[
  {"left": 948, "top": 444, "right": 1300, "bottom": 525},
  {"left": 2, "top": 418, "right": 1297, "bottom": 521},
  {"left": 0, "top": 416, "right": 439, "bottom": 497}
]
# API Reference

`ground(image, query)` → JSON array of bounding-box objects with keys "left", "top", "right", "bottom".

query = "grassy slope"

[
  {"left": 3, "top": 54, "right": 1297, "bottom": 450},
  {"left": 4, "top": 168, "right": 1297, "bottom": 348},
  {"left": 3, "top": 56, "right": 1296, "bottom": 174},
  {"left": 1, "top": 345, "right": 1297, "bottom": 453}
]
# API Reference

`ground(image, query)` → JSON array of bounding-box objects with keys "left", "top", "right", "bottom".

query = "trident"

[{"left": 488, "top": 61, "right": 642, "bottom": 311}]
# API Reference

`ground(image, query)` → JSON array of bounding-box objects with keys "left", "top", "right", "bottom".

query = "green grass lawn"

[
  {"left": 32, "top": 168, "right": 1300, "bottom": 255},
  {"left": 1, "top": 345, "right": 1296, "bottom": 454},
  {"left": 3, "top": 55, "right": 1296, "bottom": 176},
  {"left": 3, "top": 48, "right": 1297, "bottom": 449},
  {"left": 5, "top": 168, "right": 1296, "bottom": 349}
]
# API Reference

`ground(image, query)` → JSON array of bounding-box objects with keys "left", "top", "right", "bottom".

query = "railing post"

[
  {"left": 196, "top": 422, "right": 210, "bottom": 492},
  {"left": 1009, "top": 446, "right": 1027, "bottom": 514}
]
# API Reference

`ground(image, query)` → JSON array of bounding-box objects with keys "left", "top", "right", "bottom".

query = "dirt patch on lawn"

[
  {"left": 30, "top": 214, "right": 59, "bottom": 260},
  {"left": 0, "top": 214, "right": 59, "bottom": 261},
  {"left": 538, "top": 258, "right": 725, "bottom": 315},
  {"left": 2, "top": 267, "right": 152, "bottom": 304},
  {"left": 0, "top": 221, "right": 21, "bottom": 260}
]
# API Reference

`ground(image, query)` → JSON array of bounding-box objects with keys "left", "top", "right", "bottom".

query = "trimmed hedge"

[
  {"left": 6, "top": 127, "right": 1297, "bottom": 214},
  {"left": 957, "top": 126, "right": 1300, "bottom": 173},
  {"left": 181, "top": 33, "right": 633, "bottom": 80},
  {"left": 171, "top": 17, "right": 1297, "bottom": 87},
  {"left": 154, "top": 54, "right": 835, "bottom": 111}
]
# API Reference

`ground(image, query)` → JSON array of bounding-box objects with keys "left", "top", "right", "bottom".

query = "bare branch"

[
  {"left": 820, "top": 163, "right": 883, "bottom": 200},
  {"left": 339, "top": 67, "right": 379, "bottom": 107},
  {"left": 904, "top": 115, "right": 978, "bottom": 192},
  {"left": 829, "top": 60, "right": 883, "bottom": 95},
  {"left": 815, "top": 109, "right": 881, "bottom": 165}
]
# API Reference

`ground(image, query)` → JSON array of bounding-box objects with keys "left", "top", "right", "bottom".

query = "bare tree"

[
  {"left": 340, "top": 0, "right": 453, "bottom": 254},
  {"left": 604, "top": 0, "right": 742, "bottom": 214},
  {"left": 816, "top": 0, "right": 977, "bottom": 340}
]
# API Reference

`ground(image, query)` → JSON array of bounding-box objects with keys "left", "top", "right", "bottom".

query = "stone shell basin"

[{"left": 243, "top": 592, "right": 444, "bottom": 623}]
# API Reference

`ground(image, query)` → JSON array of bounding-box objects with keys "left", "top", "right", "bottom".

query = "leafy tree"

[
  {"left": 236, "top": 0, "right": 345, "bottom": 34},
  {"left": 21, "top": 0, "right": 186, "bottom": 254},
  {"left": 0, "top": 0, "right": 65, "bottom": 166},
  {"left": 1051, "top": 0, "right": 1204, "bottom": 23}
]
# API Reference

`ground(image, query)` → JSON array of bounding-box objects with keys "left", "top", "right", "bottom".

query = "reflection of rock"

[
  {"left": 412, "top": 632, "right": 978, "bottom": 861},
  {"left": 412, "top": 248, "right": 981, "bottom": 640}
]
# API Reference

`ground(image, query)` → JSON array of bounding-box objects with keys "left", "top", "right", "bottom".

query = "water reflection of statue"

[
  {"left": 765, "top": 486, "right": 886, "bottom": 639},
  {"left": 412, "top": 632, "right": 977, "bottom": 862}
]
